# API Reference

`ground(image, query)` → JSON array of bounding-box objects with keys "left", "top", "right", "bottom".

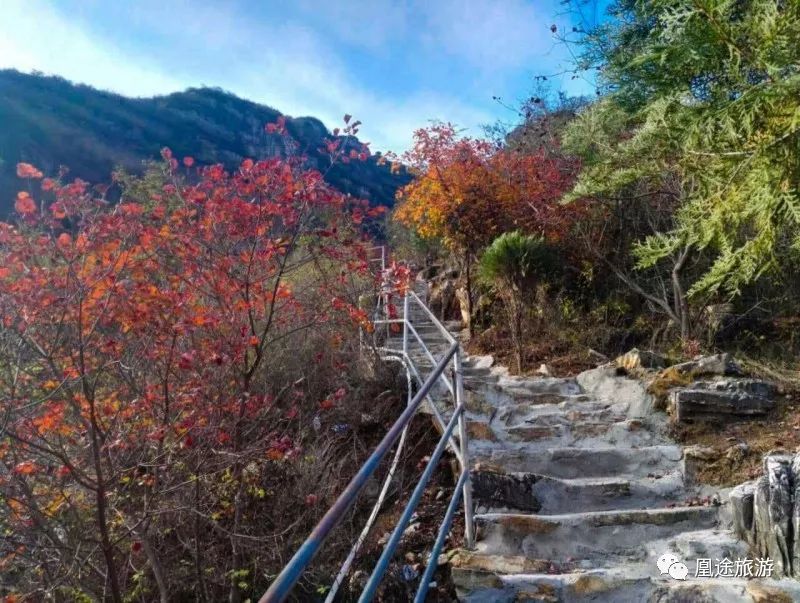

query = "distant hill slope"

[{"left": 0, "top": 69, "right": 407, "bottom": 215}]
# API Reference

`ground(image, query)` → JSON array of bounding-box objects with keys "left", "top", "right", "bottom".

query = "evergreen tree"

[{"left": 566, "top": 0, "right": 800, "bottom": 297}]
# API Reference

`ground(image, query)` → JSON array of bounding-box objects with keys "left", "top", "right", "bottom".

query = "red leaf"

[
  {"left": 50, "top": 202, "right": 67, "bottom": 219},
  {"left": 178, "top": 353, "right": 194, "bottom": 370},
  {"left": 16, "top": 162, "right": 43, "bottom": 179},
  {"left": 14, "top": 192, "right": 36, "bottom": 215},
  {"left": 13, "top": 461, "right": 39, "bottom": 475}
]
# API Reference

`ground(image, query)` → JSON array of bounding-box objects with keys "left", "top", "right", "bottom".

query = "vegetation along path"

[{"left": 402, "top": 284, "right": 800, "bottom": 603}]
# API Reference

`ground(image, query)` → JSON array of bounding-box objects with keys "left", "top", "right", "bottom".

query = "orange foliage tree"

[
  {"left": 0, "top": 128, "right": 383, "bottom": 601},
  {"left": 394, "top": 123, "right": 580, "bottom": 332}
]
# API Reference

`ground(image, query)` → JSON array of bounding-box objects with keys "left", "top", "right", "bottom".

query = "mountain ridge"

[{"left": 0, "top": 69, "right": 407, "bottom": 214}]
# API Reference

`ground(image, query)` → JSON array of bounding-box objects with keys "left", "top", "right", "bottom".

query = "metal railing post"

[
  {"left": 454, "top": 349, "right": 475, "bottom": 549},
  {"left": 402, "top": 290, "right": 409, "bottom": 359}
]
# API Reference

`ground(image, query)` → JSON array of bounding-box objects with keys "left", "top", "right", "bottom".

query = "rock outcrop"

[
  {"left": 671, "top": 353, "right": 742, "bottom": 377},
  {"left": 730, "top": 452, "right": 800, "bottom": 577},
  {"left": 670, "top": 379, "right": 776, "bottom": 423}
]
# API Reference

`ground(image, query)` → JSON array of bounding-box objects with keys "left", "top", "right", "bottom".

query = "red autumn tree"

[{"left": 0, "top": 129, "right": 383, "bottom": 601}]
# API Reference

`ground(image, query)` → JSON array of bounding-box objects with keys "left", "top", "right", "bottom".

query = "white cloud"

[
  {"left": 0, "top": 0, "right": 563, "bottom": 151},
  {"left": 0, "top": 0, "right": 183, "bottom": 97}
]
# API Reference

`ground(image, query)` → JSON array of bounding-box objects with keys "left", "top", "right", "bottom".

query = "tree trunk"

[
  {"left": 194, "top": 468, "right": 210, "bottom": 602},
  {"left": 501, "top": 286, "right": 525, "bottom": 374},
  {"left": 91, "top": 426, "right": 123, "bottom": 603},
  {"left": 141, "top": 531, "right": 169, "bottom": 603},
  {"left": 671, "top": 245, "right": 692, "bottom": 340},
  {"left": 464, "top": 250, "right": 474, "bottom": 337}
]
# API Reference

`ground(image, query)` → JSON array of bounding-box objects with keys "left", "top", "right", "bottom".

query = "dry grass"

[
  {"left": 669, "top": 354, "right": 800, "bottom": 487},
  {"left": 467, "top": 328, "right": 597, "bottom": 377},
  {"left": 671, "top": 397, "right": 800, "bottom": 487}
]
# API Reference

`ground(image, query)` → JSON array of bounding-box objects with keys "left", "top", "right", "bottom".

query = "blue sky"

[{"left": 1, "top": 0, "right": 605, "bottom": 152}]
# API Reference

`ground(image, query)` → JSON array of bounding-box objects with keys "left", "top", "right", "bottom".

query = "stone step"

[
  {"left": 473, "top": 506, "right": 719, "bottom": 562},
  {"left": 643, "top": 528, "right": 748, "bottom": 571},
  {"left": 453, "top": 564, "right": 653, "bottom": 603},
  {"left": 495, "top": 396, "right": 608, "bottom": 421},
  {"left": 472, "top": 470, "right": 687, "bottom": 514},
  {"left": 478, "top": 384, "right": 586, "bottom": 407},
  {"left": 472, "top": 444, "right": 684, "bottom": 479},
  {"left": 508, "top": 419, "right": 665, "bottom": 449},
  {"left": 505, "top": 407, "right": 626, "bottom": 428},
  {"left": 487, "top": 375, "right": 583, "bottom": 406},
  {"left": 650, "top": 578, "right": 800, "bottom": 603},
  {"left": 453, "top": 564, "right": 800, "bottom": 603},
  {"left": 466, "top": 415, "right": 664, "bottom": 449}
]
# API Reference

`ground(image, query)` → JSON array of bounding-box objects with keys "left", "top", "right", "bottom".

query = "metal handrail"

[
  {"left": 357, "top": 405, "right": 464, "bottom": 601},
  {"left": 407, "top": 290, "right": 457, "bottom": 345},
  {"left": 259, "top": 249, "right": 474, "bottom": 602}
]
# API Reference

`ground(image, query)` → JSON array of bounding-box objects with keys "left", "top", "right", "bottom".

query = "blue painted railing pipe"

[
  {"left": 357, "top": 404, "right": 464, "bottom": 603},
  {"left": 413, "top": 470, "right": 468, "bottom": 603},
  {"left": 258, "top": 343, "right": 458, "bottom": 603}
]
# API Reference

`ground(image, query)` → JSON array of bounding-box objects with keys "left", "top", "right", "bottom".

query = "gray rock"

[
  {"left": 576, "top": 366, "right": 655, "bottom": 418},
  {"left": 428, "top": 278, "right": 456, "bottom": 320},
  {"left": 671, "top": 353, "right": 741, "bottom": 377},
  {"left": 752, "top": 454, "right": 793, "bottom": 576},
  {"left": 729, "top": 481, "right": 755, "bottom": 545},
  {"left": 793, "top": 454, "right": 800, "bottom": 578},
  {"left": 471, "top": 470, "right": 542, "bottom": 512},
  {"left": 683, "top": 445, "right": 717, "bottom": 461},
  {"left": 725, "top": 442, "right": 749, "bottom": 461},
  {"left": 469, "top": 355, "right": 495, "bottom": 370},
  {"left": 693, "top": 378, "right": 776, "bottom": 398},
  {"left": 670, "top": 386, "right": 774, "bottom": 423}
]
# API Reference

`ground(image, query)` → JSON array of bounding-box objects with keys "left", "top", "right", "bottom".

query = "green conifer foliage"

[{"left": 566, "top": 0, "right": 800, "bottom": 296}]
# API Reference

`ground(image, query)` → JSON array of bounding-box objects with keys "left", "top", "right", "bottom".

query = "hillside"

[{"left": 0, "top": 69, "right": 407, "bottom": 214}]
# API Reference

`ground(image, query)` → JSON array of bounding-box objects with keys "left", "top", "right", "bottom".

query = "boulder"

[
  {"left": 576, "top": 366, "right": 654, "bottom": 418},
  {"left": 615, "top": 348, "right": 666, "bottom": 372},
  {"left": 671, "top": 353, "right": 741, "bottom": 377},
  {"left": 793, "top": 454, "right": 800, "bottom": 577},
  {"left": 587, "top": 348, "right": 609, "bottom": 365},
  {"left": 684, "top": 445, "right": 717, "bottom": 461},
  {"left": 682, "top": 445, "right": 719, "bottom": 484},
  {"left": 670, "top": 379, "right": 775, "bottom": 423},
  {"left": 454, "top": 287, "right": 470, "bottom": 328},
  {"left": 428, "top": 278, "right": 456, "bottom": 321},
  {"left": 729, "top": 451, "right": 800, "bottom": 577},
  {"left": 471, "top": 470, "right": 542, "bottom": 512},
  {"left": 468, "top": 355, "right": 494, "bottom": 370},
  {"left": 694, "top": 378, "right": 776, "bottom": 398},
  {"left": 729, "top": 481, "right": 756, "bottom": 545},
  {"left": 752, "top": 453, "right": 793, "bottom": 576},
  {"left": 725, "top": 442, "right": 749, "bottom": 461}
]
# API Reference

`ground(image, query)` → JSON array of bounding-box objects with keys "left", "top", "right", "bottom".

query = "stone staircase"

[{"left": 395, "top": 282, "right": 800, "bottom": 602}]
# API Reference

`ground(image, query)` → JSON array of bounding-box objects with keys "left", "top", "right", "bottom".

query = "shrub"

[{"left": 479, "top": 232, "right": 559, "bottom": 372}]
